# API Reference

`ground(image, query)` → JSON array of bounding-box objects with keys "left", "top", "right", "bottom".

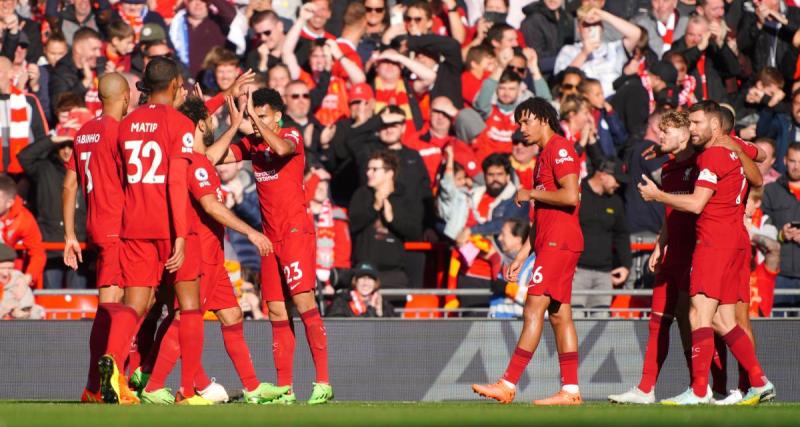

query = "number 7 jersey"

[
  {"left": 694, "top": 146, "right": 749, "bottom": 249},
  {"left": 117, "top": 103, "right": 195, "bottom": 240}
]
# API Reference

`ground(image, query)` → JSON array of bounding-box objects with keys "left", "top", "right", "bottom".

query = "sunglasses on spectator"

[
  {"left": 366, "top": 7, "right": 384, "bottom": 13},
  {"left": 561, "top": 83, "right": 578, "bottom": 90},
  {"left": 507, "top": 66, "right": 527, "bottom": 75},
  {"left": 404, "top": 15, "right": 424, "bottom": 24},
  {"left": 580, "top": 21, "right": 602, "bottom": 28},
  {"left": 431, "top": 108, "right": 454, "bottom": 120},
  {"left": 380, "top": 121, "right": 404, "bottom": 129},
  {"left": 289, "top": 93, "right": 310, "bottom": 100}
]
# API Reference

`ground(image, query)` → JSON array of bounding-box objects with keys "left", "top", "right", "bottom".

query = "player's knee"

[
  {"left": 292, "top": 291, "right": 317, "bottom": 313},
  {"left": 217, "top": 307, "right": 244, "bottom": 326},
  {"left": 267, "top": 302, "right": 289, "bottom": 320}
]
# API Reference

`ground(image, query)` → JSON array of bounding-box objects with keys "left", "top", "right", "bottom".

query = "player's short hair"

[
  {"left": 659, "top": 110, "right": 690, "bottom": 131},
  {"left": 252, "top": 88, "right": 285, "bottom": 113},
  {"left": 465, "top": 45, "right": 493, "bottom": 70},
  {"left": 482, "top": 152, "right": 512, "bottom": 175},
  {"left": 406, "top": 0, "right": 433, "bottom": 19},
  {"left": 486, "top": 23, "right": 514, "bottom": 45},
  {"left": 688, "top": 100, "right": 723, "bottom": 127},
  {"left": 177, "top": 96, "right": 209, "bottom": 126},
  {"left": 504, "top": 217, "right": 530, "bottom": 240},
  {"left": 250, "top": 9, "right": 278, "bottom": 27},
  {"left": 73, "top": 27, "right": 102, "bottom": 46},
  {"left": 107, "top": 21, "right": 134, "bottom": 41},
  {"left": 754, "top": 137, "right": 776, "bottom": 155},
  {"left": 499, "top": 68, "right": 522, "bottom": 85},
  {"left": 369, "top": 150, "right": 400, "bottom": 178},
  {"left": 720, "top": 104, "right": 735, "bottom": 133},
  {"left": 0, "top": 174, "right": 17, "bottom": 198},
  {"left": 138, "top": 56, "right": 181, "bottom": 94},
  {"left": 344, "top": 1, "right": 366, "bottom": 26},
  {"left": 515, "top": 97, "right": 561, "bottom": 134}
]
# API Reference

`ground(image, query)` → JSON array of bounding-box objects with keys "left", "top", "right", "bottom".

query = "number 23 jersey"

[{"left": 117, "top": 103, "right": 195, "bottom": 240}]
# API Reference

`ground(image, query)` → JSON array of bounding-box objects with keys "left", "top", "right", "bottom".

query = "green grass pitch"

[{"left": 1, "top": 402, "right": 800, "bottom": 427}]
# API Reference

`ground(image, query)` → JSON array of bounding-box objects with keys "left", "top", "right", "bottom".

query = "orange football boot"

[
  {"left": 119, "top": 375, "right": 141, "bottom": 405},
  {"left": 472, "top": 381, "right": 516, "bottom": 404},
  {"left": 80, "top": 388, "right": 102, "bottom": 403},
  {"left": 532, "top": 390, "right": 583, "bottom": 406}
]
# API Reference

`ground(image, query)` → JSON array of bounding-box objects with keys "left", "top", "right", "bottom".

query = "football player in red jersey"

[
  {"left": 217, "top": 88, "right": 332, "bottom": 405},
  {"left": 95, "top": 57, "right": 208, "bottom": 405},
  {"left": 472, "top": 98, "right": 584, "bottom": 406},
  {"left": 62, "top": 73, "right": 132, "bottom": 404},
  {"left": 639, "top": 101, "right": 775, "bottom": 405}
]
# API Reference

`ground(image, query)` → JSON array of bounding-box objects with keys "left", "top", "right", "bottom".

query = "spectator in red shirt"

[
  {"left": 462, "top": 45, "right": 496, "bottom": 108},
  {"left": 104, "top": 21, "right": 135, "bottom": 73},
  {"left": 0, "top": 175, "right": 45, "bottom": 288}
]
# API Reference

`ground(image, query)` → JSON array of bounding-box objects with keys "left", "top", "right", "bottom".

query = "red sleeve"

[
  {"left": 170, "top": 111, "right": 196, "bottom": 161},
  {"left": 733, "top": 136, "right": 759, "bottom": 160},
  {"left": 552, "top": 141, "right": 580, "bottom": 181},
  {"left": 187, "top": 161, "right": 218, "bottom": 201},
  {"left": 168, "top": 158, "right": 189, "bottom": 238},
  {"left": 205, "top": 93, "right": 226, "bottom": 115},
  {"left": 695, "top": 151, "right": 721, "bottom": 191},
  {"left": 230, "top": 136, "right": 252, "bottom": 161}
]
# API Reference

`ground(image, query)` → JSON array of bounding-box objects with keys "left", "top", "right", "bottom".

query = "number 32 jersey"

[
  {"left": 68, "top": 115, "right": 124, "bottom": 244},
  {"left": 117, "top": 104, "right": 195, "bottom": 240},
  {"left": 694, "top": 146, "right": 749, "bottom": 249}
]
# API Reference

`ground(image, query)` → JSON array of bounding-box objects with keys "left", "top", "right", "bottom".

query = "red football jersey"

[
  {"left": 331, "top": 38, "right": 363, "bottom": 81},
  {"left": 659, "top": 153, "right": 699, "bottom": 268},
  {"left": 230, "top": 127, "right": 313, "bottom": 239},
  {"left": 187, "top": 152, "right": 225, "bottom": 265},
  {"left": 68, "top": 115, "right": 124, "bottom": 244},
  {"left": 403, "top": 135, "right": 442, "bottom": 184},
  {"left": 117, "top": 104, "right": 195, "bottom": 239},
  {"left": 532, "top": 134, "right": 583, "bottom": 252},
  {"left": 473, "top": 106, "right": 515, "bottom": 163},
  {"left": 694, "top": 146, "right": 749, "bottom": 249}
]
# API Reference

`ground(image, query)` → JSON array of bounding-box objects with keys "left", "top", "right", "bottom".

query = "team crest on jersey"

[
  {"left": 181, "top": 133, "right": 194, "bottom": 153},
  {"left": 195, "top": 168, "right": 210, "bottom": 187},
  {"left": 683, "top": 167, "right": 693, "bottom": 181},
  {"left": 558, "top": 149, "right": 568, "bottom": 157}
]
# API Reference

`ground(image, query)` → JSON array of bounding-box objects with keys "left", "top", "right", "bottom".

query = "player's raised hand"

[
  {"left": 226, "top": 95, "right": 245, "bottom": 129},
  {"left": 165, "top": 237, "right": 186, "bottom": 273},
  {"left": 228, "top": 69, "right": 255, "bottom": 97},
  {"left": 63, "top": 238, "right": 83, "bottom": 270},
  {"left": 248, "top": 231, "right": 273, "bottom": 256},
  {"left": 638, "top": 174, "right": 661, "bottom": 201}
]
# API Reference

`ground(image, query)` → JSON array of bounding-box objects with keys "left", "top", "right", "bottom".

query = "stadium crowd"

[{"left": 0, "top": 0, "right": 799, "bottom": 319}]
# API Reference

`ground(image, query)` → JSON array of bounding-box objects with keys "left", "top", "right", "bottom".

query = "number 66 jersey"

[
  {"left": 117, "top": 103, "right": 195, "bottom": 240},
  {"left": 69, "top": 115, "right": 124, "bottom": 245}
]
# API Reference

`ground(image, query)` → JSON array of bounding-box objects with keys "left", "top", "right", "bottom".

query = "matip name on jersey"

[{"left": 130, "top": 122, "right": 158, "bottom": 132}]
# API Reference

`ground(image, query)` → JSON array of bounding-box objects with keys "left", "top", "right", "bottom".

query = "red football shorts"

[
  {"left": 690, "top": 247, "right": 750, "bottom": 304},
  {"left": 170, "top": 234, "right": 201, "bottom": 283},
  {"left": 201, "top": 261, "right": 239, "bottom": 312},
  {"left": 527, "top": 249, "right": 581, "bottom": 304},
  {"left": 651, "top": 263, "right": 691, "bottom": 315},
  {"left": 120, "top": 239, "right": 171, "bottom": 288},
  {"left": 95, "top": 240, "right": 121, "bottom": 288},
  {"left": 261, "top": 231, "right": 316, "bottom": 302}
]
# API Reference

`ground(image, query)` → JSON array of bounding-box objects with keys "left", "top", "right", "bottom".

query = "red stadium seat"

[{"left": 36, "top": 294, "right": 98, "bottom": 320}]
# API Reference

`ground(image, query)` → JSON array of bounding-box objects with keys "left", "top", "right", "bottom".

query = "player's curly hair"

[
  {"left": 658, "top": 110, "right": 689, "bottom": 132},
  {"left": 177, "top": 96, "right": 209, "bottom": 126},
  {"left": 251, "top": 88, "right": 285, "bottom": 114},
  {"left": 514, "top": 97, "right": 562, "bottom": 135}
]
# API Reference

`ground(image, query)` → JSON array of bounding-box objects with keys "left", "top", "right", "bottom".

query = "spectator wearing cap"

[
  {"left": 325, "top": 263, "right": 395, "bottom": 317},
  {"left": 169, "top": 0, "right": 238, "bottom": 79},
  {"left": 632, "top": 0, "right": 688, "bottom": 58},
  {"left": 18, "top": 118, "right": 88, "bottom": 289},
  {"left": 510, "top": 129, "right": 538, "bottom": 191},
  {"left": 554, "top": 5, "right": 642, "bottom": 97},
  {"left": 520, "top": 0, "right": 575, "bottom": 77},
  {"left": 573, "top": 159, "right": 631, "bottom": 314},
  {"left": 349, "top": 150, "right": 423, "bottom": 289},
  {"left": 129, "top": 23, "right": 169, "bottom": 76},
  {"left": 0, "top": 175, "right": 45, "bottom": 288},
  {"left": 1, "top": 0, "right": 43, "bottom": 64},
  {"left": 666, "top": 14, "right": 740, "bottom": 103},
  {"left": 610, "top": 59, "right": 678, "bottom": 142},
  {"left": 0, "top": 242, "right": 43, "bottom": 319},
  {"left": 580, "top": 77, "right": 627, "bottom": 158},
  {"left": 111, "top": 0, "right": 169, "bottom": 44},
  {"left": 44, "top": 0, "right": 108, "bottom": 46},
  {"left": 0, "top": 56, "right": 50, "bottom": 180},
  {"left": 48, "top": 28, "right": 105, "bottom": 116},
  {"left": 244, "top": 10, "right": 286, "bottom": 74}
]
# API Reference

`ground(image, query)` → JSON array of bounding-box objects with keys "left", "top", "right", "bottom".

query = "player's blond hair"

[{"left": 659, "top": 110, "right": 690, "bottom": 132}]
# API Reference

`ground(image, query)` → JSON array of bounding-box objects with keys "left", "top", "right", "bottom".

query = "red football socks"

[
  {"left": 300, "top": 308, "right": 330, "bottom": 384},
  {"left": 105, "top": 305, "right": 141, "bottom": 367},
  {"left": 711, "top": 334, "right": 728, "bottom": 395},
  {"left": 558, "top": 351, "right": 579, "bottom": 386},
  {"left": 86, "top": 303, "right": 119, "bottom": 392},
  {"left": 222, "top": 322, "right": 260, "bottom": 391},
  {"left": 271, "top": 320, "right": 295, "bottom": 387},
  {"left": 690, "top": 327, "right": 714, "bottom": 397},
  {"left": 722, "top": 326, "right": 766, "bottom": 388},
  {"left": 502, "top": 347, "right": 533, "bottom": 385},
  {"left": 179, "top": 310, "right": 204, "bottom": 397},
  {"left": 144, "top": 319, "right": 180, "bottom": 392},
  {"left": 638, "top": 314, "right": 671, "bottom": 393}
]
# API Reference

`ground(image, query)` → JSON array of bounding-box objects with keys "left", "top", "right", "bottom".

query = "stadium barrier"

[{"left": 1, "top": 319, "right": 798, "bottom": 402}]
